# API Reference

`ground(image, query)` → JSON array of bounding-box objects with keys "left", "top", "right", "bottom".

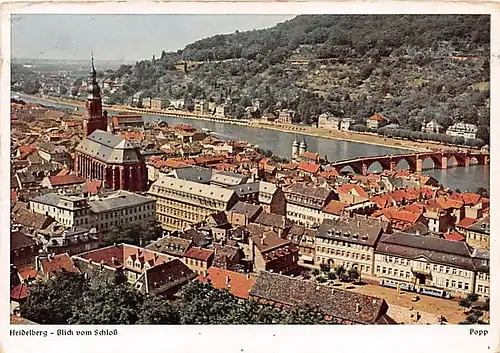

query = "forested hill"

[
  {"left": 180, "top": 15, "right": 489, "bottom": 62},
  {"left": 100, "top": 15, "right": 490, "bottom": 141}
]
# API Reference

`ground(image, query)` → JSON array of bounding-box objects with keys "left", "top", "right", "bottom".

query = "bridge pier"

[
  {"left": 389, "top": 160, "right": 397, "bottom": 171},
  {"left": 415, "top": 158, "right": 423, "bottom": 173},
  {"left": 362, "top": 163, "right": 368, "bottom": 176},
  {"left": 440, "top": 156, "right": 448, "bottom": 169},
  {"left": 465, "top": 156, "right": 471, "bottom": 168}
]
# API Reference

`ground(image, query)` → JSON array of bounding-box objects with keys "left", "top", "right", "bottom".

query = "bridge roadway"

[
  {"left": 105, "top": 106, "right": 250, "bottom": 126},
  {"left": 329, "top": 151, "right": 489, "bottom": 175}
]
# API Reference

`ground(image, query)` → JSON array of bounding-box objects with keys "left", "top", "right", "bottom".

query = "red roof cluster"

[
  {"left": 297, "top": 162, "right": 320, "bottom": 175},
  {"left": 198, "top": 267, "right": 256, "bottom": 299},
  {"left": 184, "top": 247, "right": 214, "bottom": 262},
  {"left": 48, "top": 175, "right": 86, "bottom": 187}
]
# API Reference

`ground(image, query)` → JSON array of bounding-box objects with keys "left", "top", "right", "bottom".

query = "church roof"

[{"left": 75, "top": 130, "right": 142, "bottom": 164}]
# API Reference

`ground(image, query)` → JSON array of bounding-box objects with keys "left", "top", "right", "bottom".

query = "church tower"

[{"left": 83, "top": 56, "right": 107, "bottom": 136}]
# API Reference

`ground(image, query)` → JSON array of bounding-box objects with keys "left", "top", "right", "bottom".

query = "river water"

[{"left": 18, "top": 95, "right": 490, "bottom": 192}]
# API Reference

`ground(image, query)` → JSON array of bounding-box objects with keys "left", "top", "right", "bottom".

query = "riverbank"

[{"left": 20, "top": 94, "right": 451, "bottom": 152}]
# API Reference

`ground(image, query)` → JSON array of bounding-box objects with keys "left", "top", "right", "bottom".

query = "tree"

[
  {"left": 319, "top": 263, "right": 330, "bottom": 273},
  {"left": 137, "top": 296, "right": 180, "bottom": 324},
  {"left": 348, "top": 267, "right": 360, "bottom": 283},
  {"left": 312, "top": 269, "right": 320, "bottom": 276},
  {"left": 21, "top": 272, "right": 88, "bottom": 324},
  {"left": 70, "top": 278, "right": 145, "bottom": 325}
]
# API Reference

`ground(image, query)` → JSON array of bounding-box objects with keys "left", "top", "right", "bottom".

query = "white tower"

[
  {"left": 292, "top": 136, "right": 299, "bottom": 159},
  {"left": 299, "top": 137, "right": 308, "bottom": 155}
]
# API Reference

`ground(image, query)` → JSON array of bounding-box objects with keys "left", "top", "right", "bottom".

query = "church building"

[{"left": 74, "top": 58, "right": 148, "bottom": 192}]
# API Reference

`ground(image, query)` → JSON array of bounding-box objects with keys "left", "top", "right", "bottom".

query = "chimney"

[
  {"left": 246, "top": 273, "right": 251, "bottom": 280},
  {"left": 111, "top": 256, "right": 116, "bottom": 264},
  {"left": 226, "top": 275, "right": 230, "bottom": 285},
  {"left": 356, "top": 303, "right": 360, "bottom": 313}
]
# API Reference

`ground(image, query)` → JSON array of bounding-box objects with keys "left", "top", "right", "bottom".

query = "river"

[{"left": 17, "top": 95, "right": 490, "bottom": 192}]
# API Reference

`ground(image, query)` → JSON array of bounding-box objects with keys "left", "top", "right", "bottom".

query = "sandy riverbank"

[{"left": 22, "top": 94, "right": 455, "bottom": 152}]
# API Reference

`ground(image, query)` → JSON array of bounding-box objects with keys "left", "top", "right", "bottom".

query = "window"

[
  {"left": 367, "top": 255, "right": 371, "bottom": 261},
  {"left": 394, "top": 269, "right": 398, "bottom": 277},
  {"left": 464, "top": 283, "right": 469, "bottom": 291},
  {"left": 406, "top": 272, "right": 410, "bottom": 278},
  {"left": 451, "top": 280, "right": 456, "bottom": 288},
  {"left": 433, "top": 264, "right": 437, "bottom": 271},
  {"left": 376, "top": 266, "right": 381, "bottom": 273},
  {"left": 382, "top": 267, "right": 387, "bottom": 274},
  {"left": 485, "top": 286, "right": 489, "bottom": 293},
  {"left": 446, "top": 279, "right": 450, "bottom": 287},
  {"left": 388, "top": 268, "right": 392, "bottom": 275},
  {"left": 439, "top": 265, "right": 443, "bottom": 272},
  {"left": 452, "top": 269, "right": 457, "bottom": 275},
  {"left": 458, "top": 281, "right": 463, "bottom": 289},
  {"left": 478, "top": 285, "right": 483, "bottom": 292}
]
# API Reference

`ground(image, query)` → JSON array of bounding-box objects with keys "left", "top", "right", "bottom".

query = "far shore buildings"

[
  {"left": 446, "top": 123, "right": 478, "bottom": 140},
  {"left": 74, "top": 59, "right": 148, "bottom": 192}
]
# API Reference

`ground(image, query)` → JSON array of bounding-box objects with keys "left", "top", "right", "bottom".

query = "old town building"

[
  {"left": 75, "top": 130, "right": 148, "bottom": 191},
  {"left": 374, "top": 233, "right": 477, "bottom": 296},
  {"left": 72, "top": 244, "right": 195, "bottom": 297},
  {"left": 29, "top": 190, "right": 155, "bottom": 233},
  {"left": 75, "top": 59, "right": 147, "bottom": 192},
  {"left": 283, "top": 183, "right": 336, "bottom": 227},
  {"left": 315, "top": 216, "right": 385, "bottom": 276},
  {"left": 148, "top": 177, "right": 239, "bottom": 231}
]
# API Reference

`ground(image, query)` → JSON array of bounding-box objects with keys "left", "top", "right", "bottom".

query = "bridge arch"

[
  {"left": 393, "top": 157, "right": 415, "bottom": 171},
  {"left": 419, "top": 156, "right": 441, "bottom": 170},
  {"left": 339, "top": 165, "right": 359, "bottom": 175},
  {"left": 366, "top": 161, "right": 384, "bottom": 174}
]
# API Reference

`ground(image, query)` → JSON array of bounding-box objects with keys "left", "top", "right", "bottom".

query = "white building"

[
  {"left": 29, "top": 190, "right": 156, "bottom": 233},
  {"left": 340, "top": 118, "right": 354, "bottom": 131},
  {"left": 446, "top": 123, "right": 478, "bottom": 139}
]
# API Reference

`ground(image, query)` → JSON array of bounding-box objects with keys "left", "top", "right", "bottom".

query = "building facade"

[
  {"left": 446, "top": 123, "right": 478, "bottom": 139},
  {"left": 374, "top": 233, "right": 477, "bottom": 296},
  {"left": 148, "top": 177, "right": 239, "bottom": 231},
  {"left": 315, "top": 217, "right": 384, "bottom": 276},
  {"left": 74, "top": 130, "right": 148, "bottom": 192},
  {"left": 29, "top": 190, "right": 156, "bottom": 233},
  {"left": 283, "top": 183, "right": 336, "bottom": 227}
]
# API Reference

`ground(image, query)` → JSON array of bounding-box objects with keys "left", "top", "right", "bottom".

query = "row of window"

[
  {"left": 287, "top": 195, "right": 323, "bottom": 207},
  {"left": 378, "top": 256, "right": 472, "bottom": 278},
  {"left": 287, "top": 211, "right": 319, "bottom": 222},
  {"left": 317, "top": 238, "right": 371, "bottom": 251},
  {"left": 477, "top": 284, "right": 490, "bottom": 294},
  {"left": 317, "top": 247, "right": 371, "bottom": 262},
  {"left": 377, "top": 266, "right": 411, "bottom": 279},
  {"left": 316, "top": 257, "right": 370, "bottom": 273},
  {"left": 477, "top": 272, "right": 490, "bottom": 281},
  {"left": 153, "top": 187, "right": 227, "bottom": 210}
]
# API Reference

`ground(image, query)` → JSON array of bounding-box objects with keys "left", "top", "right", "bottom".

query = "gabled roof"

[
  {"left": 184, "top": 247, "right": 214, "bottom": 262},
  {"left": 198, "top": 267, "right": 256, "bottom": 299},
  {"left": 39, "top": 253, "right": 80, "bottom": 276},
  {"left": 76, "top": 130, "right": 142, "bottom": 164},
  {"left": 47, "top": 175, "right": 86, "bottom": 187},
  {"left": 297, "top": 162, "right": 320, "bottom": 174},
  {"left": 336, "top": 184, "right": 369, "bottom": 199}
]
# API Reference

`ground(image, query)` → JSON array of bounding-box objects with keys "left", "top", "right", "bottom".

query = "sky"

[{"left": 11, "top": 14, "right": 295, "bottom": 63}]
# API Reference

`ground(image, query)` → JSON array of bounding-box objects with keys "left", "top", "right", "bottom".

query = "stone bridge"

[{"left": 329, "top": 151, "right": 489, "bottom": 175}]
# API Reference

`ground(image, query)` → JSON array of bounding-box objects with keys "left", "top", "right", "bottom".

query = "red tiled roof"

[
  {"left": 48, "top": 175, "right": 86, "bottom": 187},
  {"left": 457, "top": 217, "right": 476, "bottom": 228},
  {"left": 368, "top": 113, "right": 385, "bottom": 121},
  {"left": 40, "top": 254, "right": 79, "bottom": 276},
  {"left": 297, "top": 162, "right": 320, "bottom": 174},
  {"left": 322, "top": 200, "right": 348, "bottom": 215},
  {"left": 184, "top": 247, "right": 214, "bottom": 262},
  {"left": 336, "top": 184, "right": 369, "bottom": 199},
  {"left": 11, "top": 283, "right": 29, "bottom": 300},
  {"left": 300, "top": 152, "right": 320, "bottom": 161},
  {"left": 318, "top": 169, "right": 339, "bottom": 178},
  {"left": 281, "top": 163, "right": 298, "bottom": 170},
  {"left": 370, "top": 194, "right": 393, "bottom": 209},
  {"left": 404, "top": 203, "right": 425, "bottom": 214},
  {"left": 85, "top": 180, "right": 102, "bottom": 195},
  {"left": 11, "top": 190, "right": 17, "bottom": 204},
  {"left": 78, "top": 244, "right": 125, "bottom": 268},
  {"left": 444, "top": 232, "right": 465, "bottom": 242},
  {"left": 198, "top": 267, "right": 256, "bottom": 299},
  {"left": 17, "top": 265, "right": 39, "bottom": 282}
]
